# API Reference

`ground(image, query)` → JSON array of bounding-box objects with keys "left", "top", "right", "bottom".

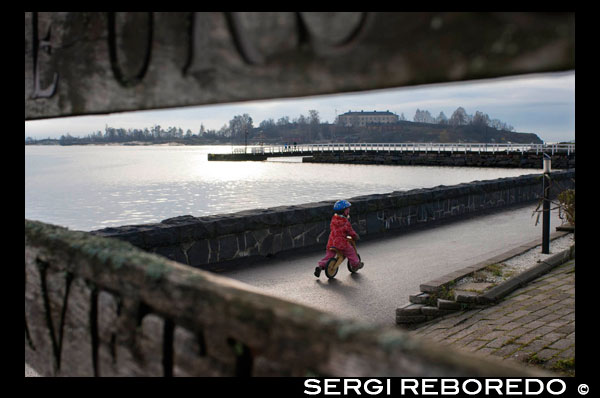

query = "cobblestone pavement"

[{"left": 410, "top": 260, "right": 575, "bottom": 376}]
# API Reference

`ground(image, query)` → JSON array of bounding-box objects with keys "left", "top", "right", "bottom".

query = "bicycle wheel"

[
  {"left": 347, "top": 253, "right": 362, "bottom": 273},
  {"left": 324, "top": 257, "right": 340, "bottom": 279}
]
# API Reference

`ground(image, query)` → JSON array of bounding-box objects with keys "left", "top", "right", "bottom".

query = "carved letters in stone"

[
  {"left": 107, "top": 12, "right": 154, "bottom": 87},
  {"left": 30, "top": 12, "right": 58, "bottom": 98}
]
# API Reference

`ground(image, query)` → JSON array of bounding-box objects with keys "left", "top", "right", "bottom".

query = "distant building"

[{"left": 337, "top": 110, "right": 399, "bottom": 127}]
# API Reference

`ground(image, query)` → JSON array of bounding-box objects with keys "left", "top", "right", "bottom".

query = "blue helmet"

[{"left": 333, "top": 200, "right": 351, "bottom": 211}]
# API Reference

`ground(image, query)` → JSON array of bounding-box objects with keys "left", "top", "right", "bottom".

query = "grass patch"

[
  {"left": 552, "top": 357, "right": 575, "bottom": 371},
  {"left": 426, "top": 282, "right": 456, "bottom": 306},
  {"left": 503, "top": 270, "right": 516, "bottom": 278},
  {"left": 526, "top": 353, "right": 546, "bottom": 365},
  {"left": 471, "top": 264, "right": 506, "bottom": 282},
  {"left": 437, "top": 283, "right": 456, "bottom": 301},
  {"left": 484, "top": 263, "right": 504, "bottom": 277},
  {"left": 471, "top": 271, "right": 488, "bottom": 282}
]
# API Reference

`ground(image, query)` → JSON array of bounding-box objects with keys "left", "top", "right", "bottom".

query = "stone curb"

[
  {"left": 397, "top": 231, "right": 574, "bottom": 325},
  {"left": 419, "top": 231, "right": 569, "bottom": 293},
  {"left": 480, "top": 245, "right": 574, "bottom": 304}
]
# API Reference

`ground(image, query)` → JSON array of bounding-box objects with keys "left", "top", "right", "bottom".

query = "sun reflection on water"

[{"left": 25, "top": 145, "right": 541, "bottom": 231}]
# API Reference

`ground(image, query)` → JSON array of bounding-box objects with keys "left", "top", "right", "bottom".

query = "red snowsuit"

[{"left": 318, "top": 214, "right": 360, "bottom": 268}]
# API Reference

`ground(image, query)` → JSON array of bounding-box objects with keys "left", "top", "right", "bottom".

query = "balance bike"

[{"left": 324, "top": 236, "right": 362, "bottom": 279}]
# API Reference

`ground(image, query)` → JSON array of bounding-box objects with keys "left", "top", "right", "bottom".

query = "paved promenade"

[
  {"left": 221, "top": 205, "right": 566, "bottom": 326},
  {"left": 410, "top": 259, "right": 575, "bottom": 376}
]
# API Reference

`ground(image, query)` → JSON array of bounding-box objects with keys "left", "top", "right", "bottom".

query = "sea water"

[{"left": 25, "top": 145, "right": 540, "bottom": 231}]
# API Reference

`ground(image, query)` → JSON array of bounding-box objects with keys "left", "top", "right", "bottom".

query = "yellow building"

[{"left": 337, "top": 110, "right": 399, "bottom": 127}]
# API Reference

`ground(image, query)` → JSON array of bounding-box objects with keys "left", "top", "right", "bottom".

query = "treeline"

[
  {"left": 63, "top": 125, "right": 200, "bottom": 145},
  {"left": 407, "top": 107, "right": 515, "bottom": 131},
  {"left": 24, "top": 111, "right": 323, "bottom": 145},
  {"left": 26, "top": 125, "right": 228, "bottom": 146},
  {"left": 25, "top": 107, "right": 522, "bottom": 145}
]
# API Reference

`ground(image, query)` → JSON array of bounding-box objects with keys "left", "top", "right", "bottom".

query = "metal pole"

[{"left": 542, "top": 154, "right": 551, "bottom": 254}]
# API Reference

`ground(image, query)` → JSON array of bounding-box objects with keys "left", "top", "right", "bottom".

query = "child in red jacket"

[{"left": 314, "top": 200, "right": 363, "bottom": 277}]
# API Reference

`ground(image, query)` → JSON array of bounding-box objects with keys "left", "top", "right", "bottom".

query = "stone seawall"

[
  {"left": 303, "top": 151, "right": 574, "bottom": 169},
  {"left": 92, "top": 171, "right": 575, "bottom": 269},
  {"left": 208, "top": 153, "right": 268, "bottom": 161}
]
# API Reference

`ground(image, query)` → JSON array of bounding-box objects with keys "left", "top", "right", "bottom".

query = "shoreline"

[{"left": 25, "top": 141, "right": 237, "bottom": 147}]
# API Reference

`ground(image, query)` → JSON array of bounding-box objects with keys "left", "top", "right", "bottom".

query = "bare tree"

[
  {"left": 414, "top": 109, "right": 434, "bottom": 123},
  {"left": 471, "top": 111, "right": 491, "bottom": 127},
  {"left": 435, "top": 111, "right": 448, "bottom": 124},
  {"left": 449, "top": 107, "right": 469, "bottom": 126},
  {"left": 276, "top": 116, "right": 290, "bottom": 126},
  {"left": 228, "top": 114, "right": 254, "bottom": 139},
  {"left": 308, "top": 109, "right": 320, "bottom": 124}
]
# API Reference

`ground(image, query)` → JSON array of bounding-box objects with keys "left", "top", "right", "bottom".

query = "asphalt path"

[{"left": 218, "top": 203, "right": 564, "bottom": 327}]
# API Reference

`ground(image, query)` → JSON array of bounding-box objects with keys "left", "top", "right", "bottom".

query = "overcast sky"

[{"left": 25, "top": 71, "right": 575, "bottom": 143}]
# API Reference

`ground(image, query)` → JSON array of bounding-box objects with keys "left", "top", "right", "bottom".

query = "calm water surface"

[{"left": 25, "top": 145, "right": 541, "bottom": 231}]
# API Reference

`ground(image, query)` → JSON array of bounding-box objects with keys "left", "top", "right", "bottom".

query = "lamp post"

[{"left": 542, "top": 153, "right": 551, "bottom": 254}]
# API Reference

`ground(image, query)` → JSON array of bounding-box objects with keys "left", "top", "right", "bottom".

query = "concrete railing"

[{"left": 25, "top": 219, "right": 551, "bottom": 377}]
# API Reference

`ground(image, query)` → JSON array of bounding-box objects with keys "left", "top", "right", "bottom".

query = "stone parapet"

[{"left": 91, "top": 171, "right": 574, "bottom": 269}]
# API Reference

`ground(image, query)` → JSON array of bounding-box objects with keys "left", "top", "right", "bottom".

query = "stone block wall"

[
  {"left": 92, "top": 171, "right": 574, "bottom": 269},
  {"left": 303, "top": 151, "right": 575, "bottom": 169},
  {"left": 25, "top": 219, "right": 549, "bottom": 377}
]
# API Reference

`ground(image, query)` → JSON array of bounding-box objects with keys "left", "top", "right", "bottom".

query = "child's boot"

[{"left": 314, "top": 266, "right": 322, "bottom": 277}]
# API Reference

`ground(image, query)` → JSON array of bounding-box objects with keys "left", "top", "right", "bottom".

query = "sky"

[{"left": 25, "top": 71, "right": 575, "bottom": 143}]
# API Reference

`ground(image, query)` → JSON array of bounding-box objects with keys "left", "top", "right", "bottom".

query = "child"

[{"left": 314, "top": 200, "right": 364, "bottom": 277}]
